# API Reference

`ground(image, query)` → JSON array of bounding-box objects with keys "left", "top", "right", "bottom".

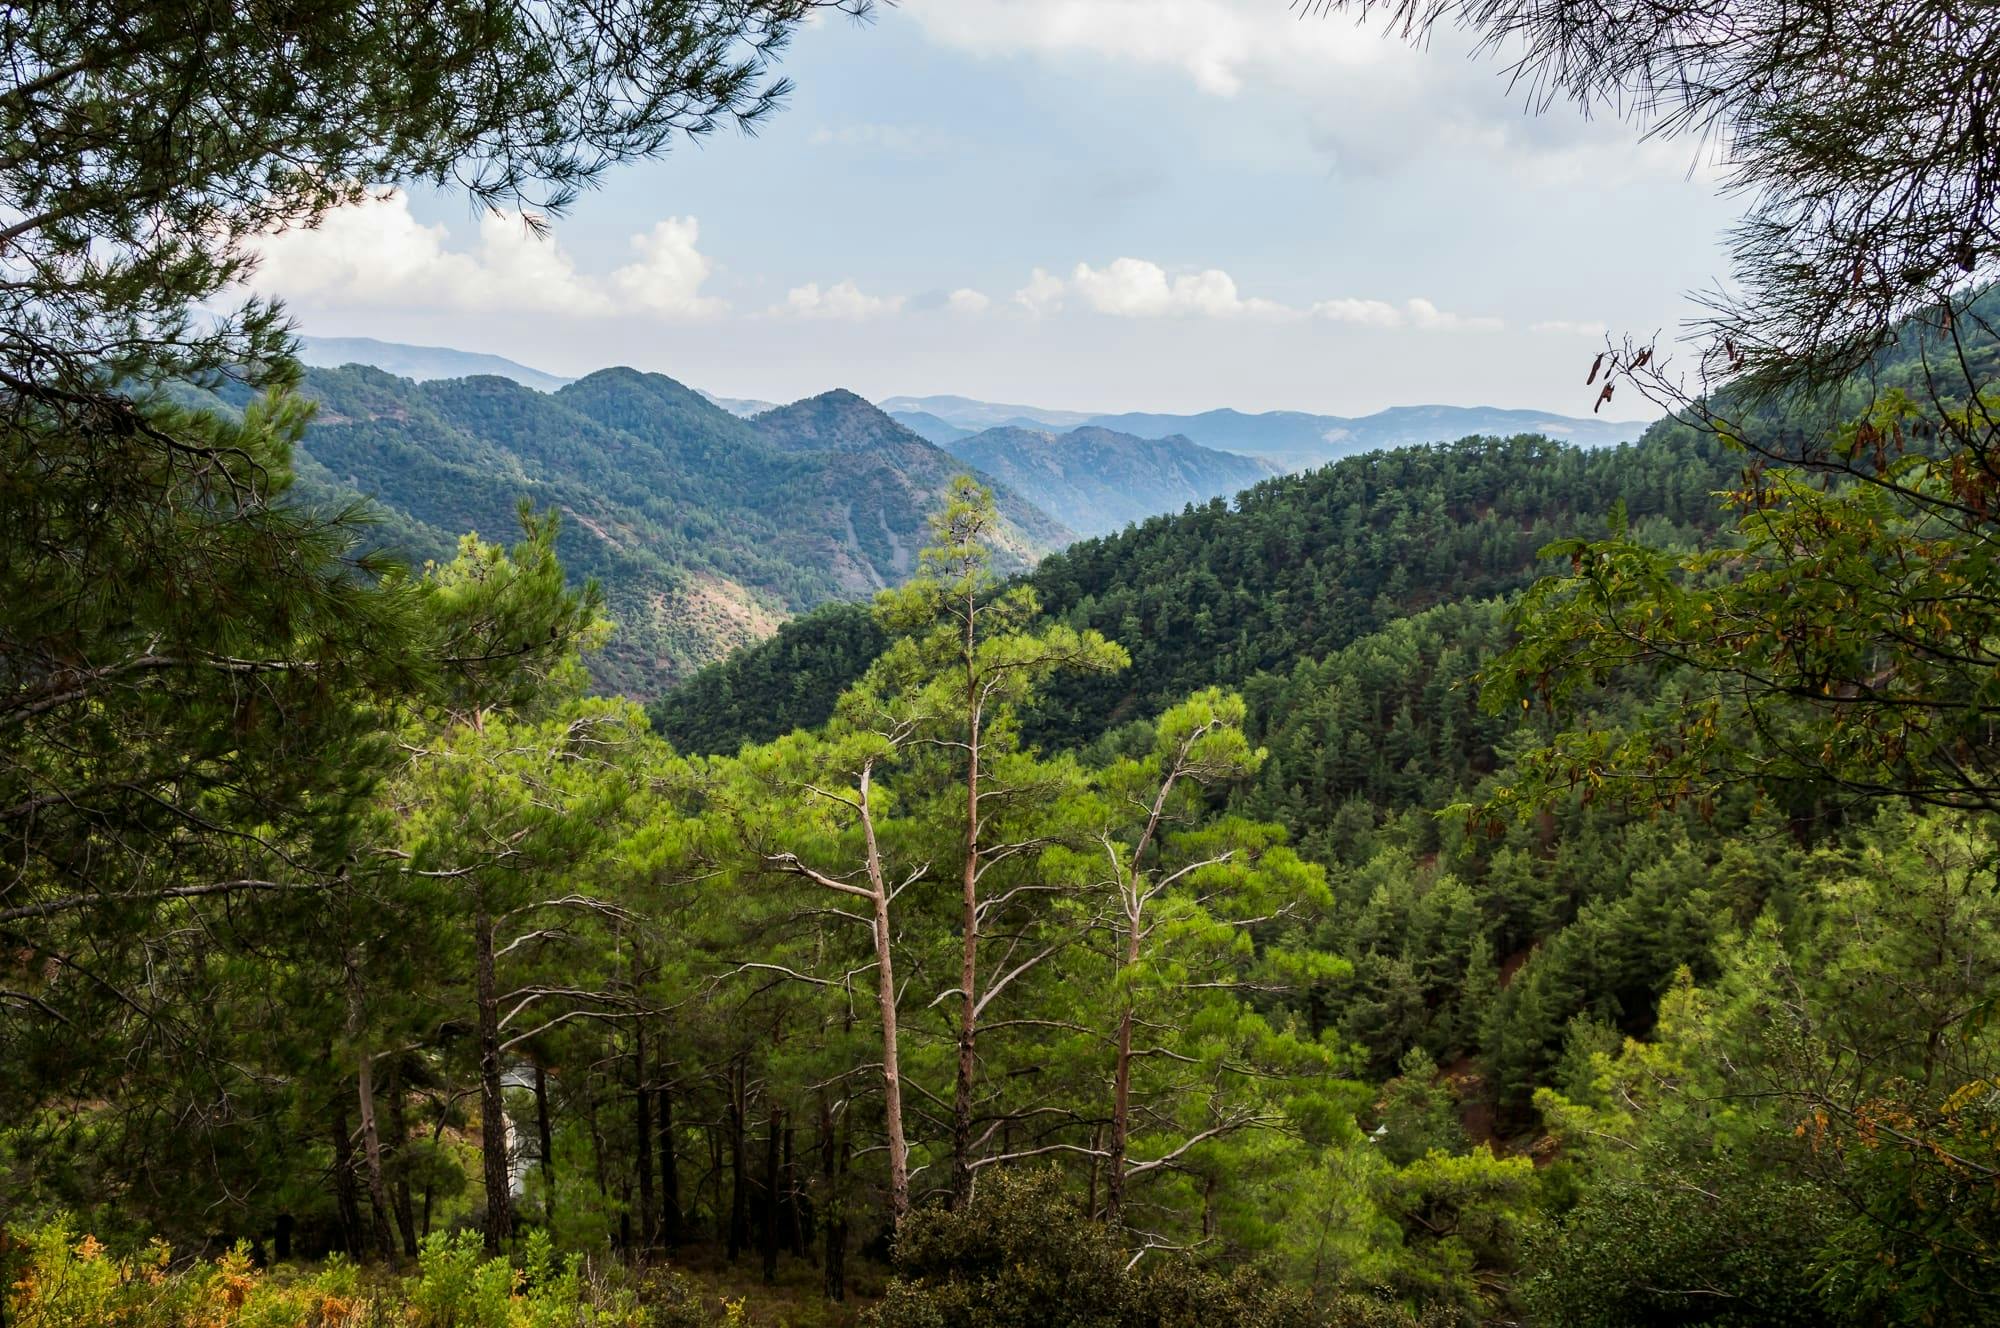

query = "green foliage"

[
  {"left": 1521, "top": 1165, "right": 1836, "bottom": 1328},
  {"left": 3, "top": 1219, "right": 666, "bottom": 1328},
  {"left": 662, "top": 431, "right": 1740, "bottom": 754},
  {"left": 867, "top": 1170, "right": 1439, "bottom": 1328},
  {"left": 1373, "top": 1052, "right": 1468, "bottom": 1166},
  {"left": 1528, "top": 809, "right": 2000, "bottom": 1326}
]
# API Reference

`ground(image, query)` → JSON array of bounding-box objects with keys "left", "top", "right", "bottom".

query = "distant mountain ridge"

[
  {"left": 1084, "top": 404, "right": 1641, "bottom": 467},
  {"left": 878, "top": 393, "right": 1098, "bottom": 431},
  {"left": 700, "top": 389, "right": 780, "bottom": 418},
  {"left": 296, "top": 335, "right": 572, "bottom": 391},
  {"left": 295, "top": 339, "right": 1637, "bottom": 470},
  {"left": 943, "top": 425, "right": 1276, "bottom": 537},
  {"left": 887, "top": 395, "right": 1643, "bottom": 469}
]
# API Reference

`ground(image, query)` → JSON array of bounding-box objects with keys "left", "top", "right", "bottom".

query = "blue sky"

[{"left": 249, "top": 1, "right": 1743, "bottom": 421}]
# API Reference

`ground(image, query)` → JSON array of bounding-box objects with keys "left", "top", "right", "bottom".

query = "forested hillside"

[
  {"left": 247, "top": 366, "right": 1070, "bottom": 694},
  {"left": 653, "top": 429, "right": 1738, "bottom": 753}
]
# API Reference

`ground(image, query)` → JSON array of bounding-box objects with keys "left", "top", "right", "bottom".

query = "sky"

[{"left": 246, "top": 0, "right": 1745, "bottom": 422}]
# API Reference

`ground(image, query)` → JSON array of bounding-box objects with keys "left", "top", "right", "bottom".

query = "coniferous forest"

[{"left": 6, "top": 3, "right": 2000, "bottom": 1327}]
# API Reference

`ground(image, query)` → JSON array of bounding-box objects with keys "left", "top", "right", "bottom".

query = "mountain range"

[
  {"left": 891, "top": 398, "right": 1642, "bottom": 468},
  {"left": 207, "top": 366, "right": 1066, "bottom": 695},
  {"left": 270, "top": 337, "right": 1651, "bottom": 695}
]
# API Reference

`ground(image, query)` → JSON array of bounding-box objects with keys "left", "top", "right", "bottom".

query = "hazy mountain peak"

[
  {"left": 295, "top": 335, "right": 570, "bottom": 392},
  {"left": 753, "top": 388, "right": 923, "bottom": 452},
  {"left": 944, "top": 422, "right": 1273, "bottom": 538}
]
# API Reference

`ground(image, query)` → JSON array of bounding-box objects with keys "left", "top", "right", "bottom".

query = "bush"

[
  {"left": 1520, "top": 1167, "right": 1835, "bottom": 1328},
  {"left": 1, "top": 1218, "right": 675, "bottom": 1328},
  {"left": 865, "top": 1169, "right": 1443, "bottom": 1328}
]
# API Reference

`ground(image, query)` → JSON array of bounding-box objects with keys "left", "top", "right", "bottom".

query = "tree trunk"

[
  {"left": 475, "top": 908, "right": 512, "bottom": 1254},
  {"left": 727, "top": 1063, "right": 749, "bottom": 1261},
  {"left": 346, "top": 961, "right": 398, "bottom": 1261},
  {"left": 330, "top": 1101, "right": 363, "bottom": 1257},
  {"left": 1085, "top": 1125, "right": 1102, "bottom": 1220},
  {"left": 784, "top": 1121, "right": 805, "bottom": 1258},
  {"left": 587, "top": 1085, "right": 610, "bottom": 1200},
  {"left": 868, "top": 868, "right": 912, "bottom": 1221},
  {"left": 708, "top": 1117, "right": 725, "bottom": 1239},
  {"left": 634, "top": 1027, "right": 656, "bottom": 1248},
  {"left": 1105, "top": 905, "right": 1142, "bottom": 1228},
  {"left": 354, "top": 1052, "right": 398, "bottom": 1259},
  {"left": 761, "top": 1107, "right": 782, "bottom": 1284},
  {"left": 658, "top": 1083, "right": 682, "bottom": 1247},
  {"left": 951, "top": 660, "right": 983, "bottom": 1209},
  {"left": 387, "top": 1059, "right": 419, "bottom": 1258},
  {"left": 535, "top": 1062, "right": 557, "bottom": 1230},
  {"left": 820, "top": 1095, "right": 847, "bottom": 1303}
]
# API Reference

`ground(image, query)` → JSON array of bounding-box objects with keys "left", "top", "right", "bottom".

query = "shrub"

[{"left": 865, "top": 1169, "right": 1445, "bottom": 1328}]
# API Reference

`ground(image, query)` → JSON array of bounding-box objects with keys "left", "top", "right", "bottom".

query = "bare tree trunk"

[
  {"left": 784, "top": 1121, "right": 805, "bottom": 1257},
  {"left": 354, "top": 1053, "right": 398, "bottom": 1259},
  {"left": 387, "top": 1059, "right": 419, "bottom": 1257},
  {"left": 951, "top": 644, "right": 984, "bottom": 1209},
  {"left": 588, "top": 1083, "right": 611, "bottom": 1203},
  {"left": 1105, "top": 905, "right": 1142, "bottom": 1228},
  {"left": 330, "top": 1100, "right": 363, "bottom": 1257},
  {"left": 727, "top": 1063, "right": 749, "bottom": 1262},
  {"left": 840, "top": 760, "right": 912, "bottom": 1224},
  {"left": 1103, "top": 738, "right": 1199, "bottom": 1229},
  {"left": 867, "top": 854, "right": 911, "bottom": 1220},
  {"left": 820, "top": 1094, "right": 847, "bottom": 1303},
  {"left": 761, "top": 1107, "right": 782, "bottom": 1284},
  {"left": 634, "top": 1025, "right": 656, "bottom": 1248},
  {"left": 657, "top": 1083, "right": 682, "bottom": 1247},
  {"left": 708, "top": 1115, "right": 724, "bottom": 1238},
  {"left": 535, "top": 1063, "right": 557, "bottom": 1230},
  {"left": 1085, "top": 1124, "right": 1103, "bottom": 1220},
  {"left": 475, "top": 908, "right": 512, "bottom": 1254},
  {"left": 346, "top": 960, "right": 398, "bottom": 1261}
]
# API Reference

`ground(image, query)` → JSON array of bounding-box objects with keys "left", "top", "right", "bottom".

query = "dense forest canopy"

[{"left": 7, "top": 0, "right": 2000, "bottom": 1326}]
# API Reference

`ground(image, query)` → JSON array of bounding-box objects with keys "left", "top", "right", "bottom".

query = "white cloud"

[
  {"left": 780, "top": 279, "right": 905, "bottom": 320},
  {"left": 947, "top": 288, "right": 992, "bottom": 315},
  {"left": 901, "top": 0, "right": 1388, "bottom": 99},
  {"left": 1014, "top": 267, "right": 1067, "bottom": 316},
  {"left": 1309, "top": 297, "right": 1404, "bottom": 328},
  {"left": 249, "top": 191, "right": 722, "bottom": 320},
  {"left": 1403, "top": 297, "right": 1504, "bottom": 332},
  {"left": 1531, "top": 318, "right": 1611, "bottom": 337},
  {"left": 1069, "top": 258, "right": 1294, "bottom": 319},
  {"left": 1314, "top": 295, "right": 1503, "bottom": 331},
  {"left": 900, "top": 0, "right": 1718, "bottom": 185},
  {"left": 611, "top": 218, "right": 724, "bottom": 318},
  {"left": 1014, "top": 260, "right": 1498, "bottom": 329}
]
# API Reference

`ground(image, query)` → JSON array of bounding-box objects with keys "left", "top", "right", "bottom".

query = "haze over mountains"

[
  {"left": 275, "top": 337, "right": 1648, "bottom": 693},
  {"left": 296, "top": 335, "right": 574, "bottom": 392},
  {"left": 944, "top": 426, "right": 1275, "bottom": 537},
  {"left": 888, "top": 396, "right": 1641, "bottom": 468}
]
